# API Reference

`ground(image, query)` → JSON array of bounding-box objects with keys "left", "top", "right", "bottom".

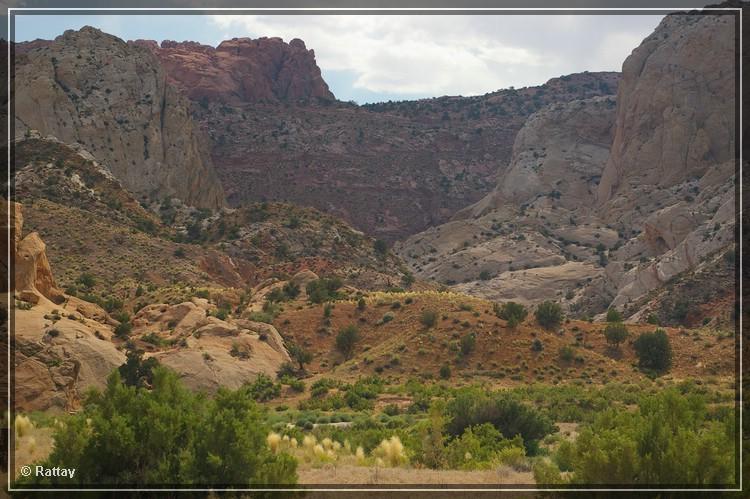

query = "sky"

[{"left": 13, "top": 13, "right": 663, "bottom": 103}]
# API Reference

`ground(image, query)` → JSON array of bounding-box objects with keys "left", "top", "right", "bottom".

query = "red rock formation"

[
  {"left": 131, "top": 36, "right": 335, "bottom": 104},
  {"left": 6, "top": 201, "right": 65, "bottom": 305}
]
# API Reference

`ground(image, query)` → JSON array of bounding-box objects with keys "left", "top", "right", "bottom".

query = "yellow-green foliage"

[
  {"left": 373, "top": 436, "right": 408, "bottom": 467},
  {"left": 14, "top": 414, "right": 34, "bottom": 438},
  {"left": 495, "top": 446, "right": 527, "bottom": 470}
]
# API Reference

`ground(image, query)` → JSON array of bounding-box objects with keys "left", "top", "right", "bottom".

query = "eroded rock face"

[
  {"left": 131, "top": 37, "right": 335, "bottom": 104},
  {"left": 462, "top": 96, "right": 616, "bottom": 218},
  {"left": 400, "top": 12, "right": 735, "bottom": 318},
  {"left": 10, "top": 202, "right": 125, "bottom": 412},
  {"left": 597, "top": 13, "right": 736, "bottom": 226},
  {"left": 397, "top": 97, "right": 618, "bottom": 305},
  {"left": 132, "top": 298, "right": 291, "bottom": 394},
  {"left": 15, "top": 26, "right": 225, "bottom": 209},
  {"left": 8, "top": 201, "right": 64, "bottom": 305}
]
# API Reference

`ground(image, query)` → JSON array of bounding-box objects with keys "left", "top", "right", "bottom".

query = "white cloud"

[{"left": 210, "top": 14, "right": 662, "bottom": 97}]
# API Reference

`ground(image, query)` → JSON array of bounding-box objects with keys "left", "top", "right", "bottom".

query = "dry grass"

[{"left": 297, "top": 463, "right": 534, "bottom": 485}]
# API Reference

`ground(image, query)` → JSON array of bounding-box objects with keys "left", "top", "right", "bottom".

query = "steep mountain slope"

[
  {"left": 397, "top": 11, "right": 736, "bottom": 321},
  {"left": 13, "top": 136, "right": 411, "bottom": 309},
  {"left": 14, "top": 27, "right": 225, "bottom": 209},
  {"left": 131, "top": 37, "right": 334, "bottom": 103},
  {"left": 395, "top": 96, "right": 619, "bottom": 305},
  {"left": 130, "top": 34, "right": 618, "bottom": 239}
]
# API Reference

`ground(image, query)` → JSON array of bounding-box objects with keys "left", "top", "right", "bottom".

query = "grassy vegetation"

[{"left": 13, "top": 360, "right": 735, "bottom": 487}]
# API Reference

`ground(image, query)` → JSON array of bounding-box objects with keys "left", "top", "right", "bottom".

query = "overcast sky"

[{"left": 14, "top": 13, "right": 663, "bottom": 103}]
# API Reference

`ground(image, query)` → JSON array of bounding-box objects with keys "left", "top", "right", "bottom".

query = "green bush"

[
  {"left": 114, "top": 320, "right": 132, "bottom": 338},
  {"left": 421, "top": 310, "right": 438, "bottom": 328},
  {"left": 459, "top": 333, "right": 476, "bottom": 356},
  {"left": 76, "top": 272, "right": 96, "bottom": 290},
  {"left": 118, "top": 350, "right": 159, "bottom": 388},
  {"left": 606, "top": 308, "right": 622, "bottom": 323},
  {"left": 604, "top": 322, "right": 629, "bottom": 349},
  {"left": 439, "top": 364, "right": 452, "bottom": 379},
  {"left": 633, "top": 329, "right": 672, "bottom": 373},
  {"left": 558, "top": 345, "right": 575, "bottom": 363},
  {"left": 288, "top": 343, "right": 312, "bottom": 371},
  {"left": 535, "top": 301, "right": 563, "bottom": 330},
  {"left": 568, "top": 389, "right": 734, "bottom": 485},
  {"left": 335, "top": 325, "right": 359, "bottom": 358},
  {"left": 23, "top": 367, "right": 296, "bottom": 487},
  {"left": 446, "top": 389, "right": 554, "bottom": 453},
  {"left": 245, "top": 373, "right": 281, "bottom": 402},
  {"left": 282, "top": 282, "right": 300, "bottom": 300},
  {"left": 306, "top": 277, "right": 343, "bottom": 304},
  {"left": 373, "top": 239, "right": 388, "bottom": 256},
  {"left": 494, "top": 302, "right": 528, "bottom": 328}
]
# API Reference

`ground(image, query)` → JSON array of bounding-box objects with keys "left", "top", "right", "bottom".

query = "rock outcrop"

[
  {"left": 131, "top": 37, "right": 335, "bottom": 104},
  {"left": 461, "top": 96, "right": 617, "bottom": 218},
  {"left": 10, "top": 201, "right": 126, "bottom": 412},
  {"left": 14, "top": 26, "right": 225, "bottom": 209},
  {"left": 8, "top": 201, "right": 64, "bottom": 305},
  {"left": 131, "top": 298, "right": 291, "bottom": 394},
  {"left": 398, "top": 11, "right": 735, "bottom": 317},
  {"left": 396, "top": 97, "right": 619, "bottom": 305},
  {"left": 597, "top": 12, "right": 735, "bottom": 227}
]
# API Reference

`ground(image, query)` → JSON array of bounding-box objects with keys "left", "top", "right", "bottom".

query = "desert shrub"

[
  {"left": 247, "top": 311, "right": 273, "bottom": 324},
  {"left": 373, "top": 436, "right": 407, "bottom": 467},
  {"left": 287, "top": 343, "right": 312, "bottom": 371},
  {"left": 373, "top": 239, "right": 388, "bottom": 256},
  {"left": 494, "top": 302, "right": 528, "bottom": 328},
  {"left": 383, "top": 404, "right": 400, "bottom": 416},
  {"left": 24, "top": 368, "right": 296, "bottom": 487},
  {"left": 604, "top": 322, "right": 629, "bottom": 349},
  {"left": 669, "top": 300, "right": 690, "bottom": 325},
  {"left": 306, "top": 277, "right": 343, "bottom": 304},
  {"left": 531, "top": 338, "right": 543, "bottom": 352},
  {"left": 459, "top": 333, "right": 476, "bottom": 356},
  {"left": 377, "top": 312, "right": 395, "bottom": 325},
  {"left": 536, "top": 301, "right": 563, "bottom": 330},
  {"left": 280, "top": 376, "right": 305, "bottom": 393},
  {"left": 568, "top": 389, "right": 734, "bottom": 485},
  {"left": 445, "top": 423, "right": 523, "bottom": 469},
  {"left": 266, "top": 288, "right": 287, "bottom": 303},
  {"left": 439, "top": 364, "right": 452, "bottom": 379},
  {"left": 276, "top": 362, "right": 297, "bottom": 379},
  {"left": 118, "top": 350, "right": 159, "bottom": 388},
  {"left": 246, "top": 373, "right": 281, "bottom": 402},
  {"left": 606, "top": 308, "right": 622, "bottom": 323},
  {"left": 114, "top": 320, "right": 132, "bottom": 338},
  {"left": 420, "top": 310, "right": 438, "bottom": 328},
  {"left": 282, "top": 282, "right": 300, "bottom": 300},
  {"left": 647, "top": 313, "right": 660, "bottom": 325},
  {"left": 14, "top": 414, "right": 34, "bottom": 438},
  {"left": 76, "top": 272, "right": 96, "bottom": 290},
  {"left": 633, "top": 329, "right": 672, "bottom": 373},
  {"left": 310, "top": 378, "right": 338, "bottom": 398},
  {"left": 335, "top": 325, "right": 359, "bottom": 358},
  {"left": 533, "top": 459, "right": 565, "bottom": 485},
  {"left": 357, "top": 297, "right": 366, "bottom": 311},
  {"left": 554, "top": 439, "right": 575, "bottom": 472},
  {"left": 558, "top": 345, "right": 575, "bottom": 363},
  {"left": 446, "top": 389, "right": 554, "bottom": 453},
  {"left": 401, "top": 272, "right": 415, "bottom": 288}
]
